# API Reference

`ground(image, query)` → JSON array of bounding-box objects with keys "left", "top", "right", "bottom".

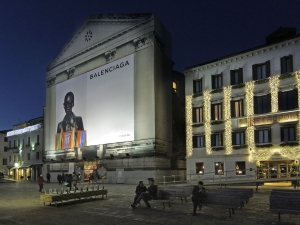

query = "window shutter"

[
  {"left": 254, "top": 130, "right": 258, "bottom": 143},
  {"left": 280, "top": 128, "right": 284, "bottom": 142},
  {"left": 267, "top": 93, "right": 271, "bottom": 112},
  {"left": 293, "top": 126, "right": 296, "bottom": 141},
  {"left": 211, "top": 104, "right": 214, "bottom": 120},
  {"left": 192, "top": 108, "right": 195, "bottom": 123},
  {"left": 239, "top": 68, "right": 243, "bottom": 83},
  {"left": 220, "top": 73, "right": 223, "bottom": 88},
  {"left": 203, "top": 136, "right": 206, "bottom": 147},
  {"left": 252, "top": 64, "right": 257, "bottom": 80},
  {"left": 293, "top": 89, "right": 298, "bottom": 109},
  {"left": 230, "top": 71, "right": 234, "bottom": 85},
  {"left": 269, "top": 129, "right": 272, "bottom": 142},
  {"left": 254, "top": 96, "right": 258, "bottom": 114},
  {"left": 230, "top": 101, "right": 235, "bottom": 117},
  {"left": 193, "top": 136, "right": 196, "bottom": 148},
  {"left": 290, "top": 55, "right": 294, "bottom": 73},
  {"left": 278, "top": 92, "right": 283, "bottom": 111},
  {"left": 232, "top": 132, "right": 235, "bottom": 145},
  {"left": 241, "top": 99, "right": 244, "bottom": 116},
  {"left": 280, "top": 57, "right": 285, "bottom": 74},
  {"left": 266, "top": 61, "right": 271, "bottom": 78},
  {"left": 211, "top": 134, "right": 214, "bottom": 146},
  {"left": 220, "top": 133, "right": 223, "bottom": 146},
  {"left": 211, "top": 76, "right": 215, "bottom": 89}
]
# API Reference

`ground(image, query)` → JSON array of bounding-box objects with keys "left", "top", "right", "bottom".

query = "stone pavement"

[{"left": 0, "top": 179, "right": 300, "bottom": 225}]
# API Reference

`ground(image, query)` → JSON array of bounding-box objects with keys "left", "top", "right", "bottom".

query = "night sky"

[{"left": 1, "top": 0, "right": 300, "bottom": 130}]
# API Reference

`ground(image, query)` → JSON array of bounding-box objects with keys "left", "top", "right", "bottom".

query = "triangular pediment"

[{"left": 47, "top": 13, "right": 152, "bottom": 70}]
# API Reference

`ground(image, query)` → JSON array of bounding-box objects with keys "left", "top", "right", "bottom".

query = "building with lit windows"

[
  {"left": 0, "top": 130, "right": 10, "bottom": 176},
  {"left": 185, "top": 28, "right": 300, "bottom": 183},
  {"left": 44, "top": 14, "right": 185, "bottom": 184},
  {"left": 6, "top": 117, "right": 44, "bottom": 180}
]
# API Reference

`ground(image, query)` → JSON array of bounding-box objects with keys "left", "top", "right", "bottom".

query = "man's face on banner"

[{"left": 63, "top": 95, "right": 74, "bottom": 114}]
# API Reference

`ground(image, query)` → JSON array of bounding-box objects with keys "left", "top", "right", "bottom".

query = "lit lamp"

[{"left": 14, "top": 163, "right": 19, "bottom": 168}]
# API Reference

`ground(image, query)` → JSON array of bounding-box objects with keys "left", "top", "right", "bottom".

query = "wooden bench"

[
  {"left": 161, "top": 186, "right": 193, "bottom": 203},
  {"left": 217, "top": 188, "right": 254, "bottom": 207},
  {"left": 269, "top": 189, "right": 300, "bottom": 221},
  {"left": 40, "top": 185, "right": 108, "bottom": 207},
  {"left": 200, "top": 190, "right": 243, "bottom": 217}
]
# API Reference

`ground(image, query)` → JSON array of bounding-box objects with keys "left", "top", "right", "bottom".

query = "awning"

[
  {"left": 30, "top": 163, "right": 43, "bottom": 167},
  {"left": 18, "top": 164, "right": 31, "bottom": 169}
]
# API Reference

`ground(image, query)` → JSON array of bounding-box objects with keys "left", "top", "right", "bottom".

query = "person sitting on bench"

[
  {"left": 132, "top": 181, "right": 147, "bottom": 206},
  {"left": 131, "top": 179, "right": 157, "bottom": 208}
]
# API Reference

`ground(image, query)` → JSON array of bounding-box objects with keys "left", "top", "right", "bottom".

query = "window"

[
  {"left": 252, "top": 61, "right": 270, "bottom": 80},
  {"left": 9, "top": 156, "right": 11, "bottom": 162},
  {"left": 17, "top": 155, "right": 20, "bottom": 162},
  {"left": 27, "top": 153, "right": 30, "bottom": 160},
  {"left": 9, "top": 141, "right": 11, "bottom": 149},
  {"left": 172, "top": 81, "right": 177, "bottom": 93},
  {"left": 196, "top": 162, "right": 204, "bottom": 174},
  {"left": 211, "top": 133, "right": 223, "bottom": 146},
  {"left": 27, "top": 137, "right": 30, "bottom": 146},
  {"left": 13, "top": 155, "right": 16, "bottom": 162},
  {"left": 254, "top": 94, "right": 271, "bottom": 114},
  {"left": 211, "top": 103, "right": 222, "bottom": 120},
  {"left": 214, "top": 162, "right": 224, "bottom": 175},
  {"left": 212, "top": 74, "right": 222, "bottom": 89},
  {"left": 3, "top": 158, "right": 7, "bottom": 165},
  {"left": 13, "top": 140, "right": 16, "bottom": 148},
  {"left": 231, "top": 99, "right": 244, "bottom": 117},
  {"left": 36, "top": 152, "right": 40, "bottom": 160},
  {"left": 232, "top": 131, "right": 245, "bottom": 145},
  {"left": 281, "top": 55, "right": 293, "bottom": 74},
  {"left": 193, "top": 135, "right": 205, "bottom": 148},
  {"left": 193, "top": 107, "right": 203, "bottom": 123},
  {"left": 193, "top": 79, "right": 202, "bottom": 93},
  {"left": 17, "top": 140, "right": 20, "bottom": 148},
  {"left": 235, "top": 161, "right": 246, "bottom": 175},
  {"left": 4, "top": 137, "right": 7, "bottom": 142},
  {"left": 281, "top": 126, "right": 296, "bottom": 142},
  {"left": 255, "top": 129, "right": 271, "bottom": 144},
  {"left": 230, "top": 68, "right": 243, "bottom": 85},
  {"left": 278, "top": 89, "right": 298, "bottom": 111}
]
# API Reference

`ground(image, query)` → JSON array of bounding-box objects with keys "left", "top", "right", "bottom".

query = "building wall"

[
  {"left": 185, "top": 35, "right": 300, "bottom": 183},
  {"left": 0, "top": 131, "right": 9, "bottom": 175}
]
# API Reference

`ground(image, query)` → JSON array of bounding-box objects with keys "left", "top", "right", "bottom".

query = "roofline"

[{"left": 185, "top": 33, "right": 300, "bottom": 70}]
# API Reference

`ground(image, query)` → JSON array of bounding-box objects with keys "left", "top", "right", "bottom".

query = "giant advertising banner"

[{"left": 55, "top": 54, "right": 134, "bottom": 149}]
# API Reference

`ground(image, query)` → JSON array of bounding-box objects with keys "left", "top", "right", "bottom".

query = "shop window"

[
  {"left": 211, "top": 133, "right": 223, "bottom": 147},
  {"left": 193, "top": 107, "right": 203, "bottom": 123},
  {"left": 231, "top": 99, "right": 244, "bottom": 117},
  {"left": 252, "top": 61, "right": 270, "bottom": 80},
  {"left": 281, "top": 55, "right": 293, "bottom": 74},
  {"left": 230, "top": 68, "right": 243, "bottom": 85},
  {"left": 214, "top": 162, "right": 224, "bottom": 175},
  {"left": 193, "top": 135, "right": 205, "bottom": 148},
  {"left": 232, "top": 131, "right": 245, "bottom": 145},
  {"left": 254, "top": 94, "right": 271, "bottom": 114},
  {"left": 281, "top": 126, "right": 296, "bottom": 142},
  {"left": 211, "top": 103, "right": 222, "bottom": 120},
  {"left": 255, "top": 129, "right": 271, "bottom": 144},
  {"left": 193, "top": 79, "right": 202, "bottom": 93},
  {"left": 278, "top": 89, "right": 298, "bottom": 111},
  {"left": 212, "top": 74, "right": 222, "bottom": 89},
  {"left": 235, "top": 161, "right": 246, "bottom": 175},
  {"left": 196, "top": 162, "right": 204, "bottom": 174}
]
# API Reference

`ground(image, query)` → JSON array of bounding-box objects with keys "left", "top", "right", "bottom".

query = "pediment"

[{"left": 47, "top": 14, "right": 153, "bottom": 70}]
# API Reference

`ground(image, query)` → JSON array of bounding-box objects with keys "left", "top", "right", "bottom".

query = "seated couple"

[{"left": 131, "top": 179, "right": 157, "bottom": 209}]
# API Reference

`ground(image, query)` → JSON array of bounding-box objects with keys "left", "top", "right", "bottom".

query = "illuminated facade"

[
  {"left": 44, "top": 14, "right": 185, "bottom": 184},
  {"left": 6, "top": 117, "right": 44, "bottom": 180},
  {"left": 0, "top": 130, "right": 9, "bottom": 175},
  {"left": 185, "top": 28, "right": 300, "bottom": 182}
]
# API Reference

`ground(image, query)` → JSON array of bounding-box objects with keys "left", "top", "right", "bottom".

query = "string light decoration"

[
  {"left": 185, "top": 95, "right": 193, "bottom": 157},
  {"left": 203, "top": 90, "right": 212, "bottom": 155},
  {"left": 223, "top": 86, "right": 232, "bottom": 154},
  {"left": 296, "top": 71, "right": 300, "bottom": 146},
  {"left": 270, "top": 75, "right": 279, "bottom": 113},
  {"left": 245, "top": 81, "right": 255, "bottom": 160}
]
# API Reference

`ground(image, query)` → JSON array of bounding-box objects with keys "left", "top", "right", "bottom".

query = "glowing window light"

[{"left": 203, "top": 91, "right": 212, "bottom": 154}]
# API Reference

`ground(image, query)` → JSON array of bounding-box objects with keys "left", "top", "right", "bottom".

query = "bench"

[
  {"left": 140, "top": 189, "right": 176, "bottom": 209},
  {"left": 269, "top": 189, "right": 300, "bottom": 221},
  {"left": 161, "top": 186, "right": 193, "bottom": 203},
  {"left": 200, "top": 189, "right": 243, "bottom": 217},
  {"left": 40, "top": 185, "right": 108, "bottom": 207},
  {"left": 217, "top": 188, "right": 254, "bottom": 207}
]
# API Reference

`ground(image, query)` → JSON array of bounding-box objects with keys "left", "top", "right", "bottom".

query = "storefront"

[{"left": 257, "top": 160, "right": 298, "bottom": 179}]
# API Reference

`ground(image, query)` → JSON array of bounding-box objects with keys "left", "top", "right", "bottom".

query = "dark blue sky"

[{"left": 1, "top": 0, "right": 300, "bottom": 130}]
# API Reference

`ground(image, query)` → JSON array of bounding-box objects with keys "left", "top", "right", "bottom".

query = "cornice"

[
  {"left": 47, "top": 16, "right": 153, "bottom": 72},
  {"left": 185, "top": 37, "right": 300, "bottom": 75}
]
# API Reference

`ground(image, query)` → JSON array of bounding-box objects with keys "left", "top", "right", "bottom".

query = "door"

[{"left": 116, "top": 168, "right": 124, "bottom": 184}]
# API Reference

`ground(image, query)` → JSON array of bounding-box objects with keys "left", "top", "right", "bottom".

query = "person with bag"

[
  {"left": 192, "top": 181, "right": 207, "bottom": 216},
  {"left": 37, "top": 174, "right": 45, "bottom": 193}
]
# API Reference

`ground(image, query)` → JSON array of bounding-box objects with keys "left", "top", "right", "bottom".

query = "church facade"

[{"left": 44, "top": 14, "right": 185, "bottom": 184}]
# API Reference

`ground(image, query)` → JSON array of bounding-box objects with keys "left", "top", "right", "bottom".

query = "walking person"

[
  {"left": 57, "top": 174, "right": 62, "bottom": 185},
  {"left": 131, "top": 179, "right": 157, "bottom": 209},
  {"left": 72, "top": 172, "right": 79, "bottom": 191},
  {"left": 37, "top": 174, "right": 45, "bottom": 193},
  {"left": 191, "top": 181, "right": 207, "bottom": 216},
  {"left": 46, "top": 172, "right": 51, "bottom": 183}
]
